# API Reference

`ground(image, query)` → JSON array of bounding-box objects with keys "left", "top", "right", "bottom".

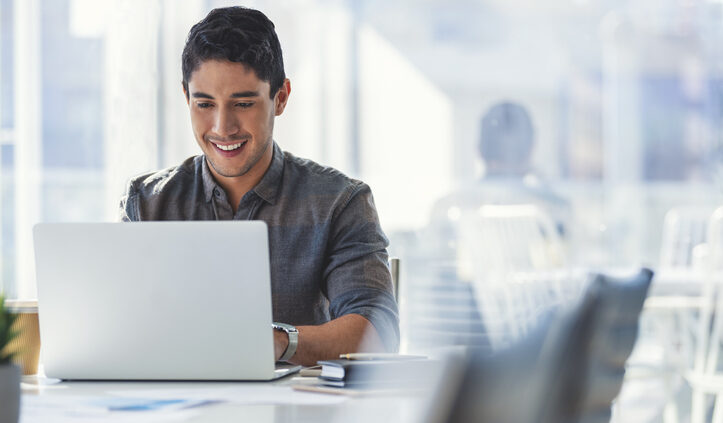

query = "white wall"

[{"left": 358, "top": 25, "right": 454, "bottom": 232}]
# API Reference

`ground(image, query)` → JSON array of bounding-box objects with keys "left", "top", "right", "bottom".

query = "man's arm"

[
  {"left": 118, "top": 180, "right": 139, "bottom": 222},
  {"left": 273, "top": 314, "right": 385, "bottom": 366},
  {"left": 274, "top": 181, "right": 399, "bottom": 366}
]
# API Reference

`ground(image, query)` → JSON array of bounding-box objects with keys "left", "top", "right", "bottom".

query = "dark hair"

[
  {"left": 479, "top": 101, "right": 534, "bottom": 166},
  {"left": 182, "top": 7, "right": 285, "bottom": 98}
]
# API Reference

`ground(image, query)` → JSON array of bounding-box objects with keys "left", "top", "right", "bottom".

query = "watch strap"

[{"left": 273, "top": 322, "right": 298, "bottom": 362}]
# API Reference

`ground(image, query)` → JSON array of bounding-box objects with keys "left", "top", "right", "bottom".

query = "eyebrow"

[{"left": 191, "top": 91, "right": 260, "bottom": 99}]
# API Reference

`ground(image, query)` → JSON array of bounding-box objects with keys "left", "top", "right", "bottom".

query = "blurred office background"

[
  {"left": 3, "top": 0, "right": 722, "bottom": 293},
  {"left": 2, "top": 0, "right": 723, "bottom": 419}
]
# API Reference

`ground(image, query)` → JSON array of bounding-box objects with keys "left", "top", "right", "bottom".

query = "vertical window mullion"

[{"left": 13, "top": 0, "right": 42, "bottom": 299}]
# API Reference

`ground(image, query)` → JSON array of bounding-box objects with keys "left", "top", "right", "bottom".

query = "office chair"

[
  {"left": 427, "top": 268, "right": 653, "bottom": 423},
  {"left": 537, "top": 268, "right": 653, "bottom": 423},
  {"left": 389, "top": 257, "right": 400, "bottom": 302}
]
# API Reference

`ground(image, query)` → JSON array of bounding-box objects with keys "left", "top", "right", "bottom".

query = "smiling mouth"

[{"left": 212, "top": 140, "right": 248, "bottom": 151}]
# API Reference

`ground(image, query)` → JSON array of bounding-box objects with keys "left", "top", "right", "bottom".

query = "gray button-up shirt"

[{"left": 119, "top": 142, "right": 399, "bottom": 350}]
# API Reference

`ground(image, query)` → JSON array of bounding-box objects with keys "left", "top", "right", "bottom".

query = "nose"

[{"left": 212, "top": 108, "right": 240, "bottom": 138}]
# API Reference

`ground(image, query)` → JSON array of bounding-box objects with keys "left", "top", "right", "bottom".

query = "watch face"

[{"left": 273, "top": 323, "right": 298, "bottom": 333}]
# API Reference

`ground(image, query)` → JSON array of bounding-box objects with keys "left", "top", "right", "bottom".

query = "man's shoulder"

[
  {"left": 281, "top": 151, "right": 366, "bottom": 202},
  {"left": 125, "top": 156, "right": 201, "bottom": 198}
]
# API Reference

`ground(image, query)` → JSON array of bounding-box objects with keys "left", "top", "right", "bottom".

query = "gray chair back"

[{"left": 432, "top": 268, "right": 653, "bottom": 423}]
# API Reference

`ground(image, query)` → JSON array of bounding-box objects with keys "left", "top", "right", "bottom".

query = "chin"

[
  {"left": 206, "top": 158, "right": 243, "bottom": 178},
  {"left": 219, "top": 166, "right": 250, "bottom": 178}
]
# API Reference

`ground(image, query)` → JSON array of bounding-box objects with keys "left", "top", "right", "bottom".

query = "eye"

[
  {"left": 235, "top": 102, "right": 253, "bottom": 109},
  {"left": 196, "top": 102, "right": 214, "bottom": 109}
]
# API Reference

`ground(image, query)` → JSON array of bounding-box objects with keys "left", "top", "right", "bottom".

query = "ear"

[
  {"left": 274, "top": 79, "right": 291, "bottom": 116},
  {"left": 182, "top": 82, "right": 190, "bottom": 106}
]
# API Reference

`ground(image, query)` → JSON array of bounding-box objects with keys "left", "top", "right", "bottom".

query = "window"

[{"left": 1, "top": 0, "right": 721, "bottom": 300}]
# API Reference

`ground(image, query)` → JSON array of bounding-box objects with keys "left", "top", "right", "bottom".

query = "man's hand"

[
  {"left": 273, "top": 314, "right": 387, "bottom": 366},
  {"left": 273, "top": 329, "right": 289, "bottom": 361}
]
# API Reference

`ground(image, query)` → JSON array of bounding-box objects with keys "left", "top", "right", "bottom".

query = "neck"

[{"left": 209, "top": 144, "right": 273, "bottom": 213}]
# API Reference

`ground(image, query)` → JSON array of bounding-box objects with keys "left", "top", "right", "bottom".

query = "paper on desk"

[
  {"left": 110, "top": 385, "right": 348, "bottom": 405},
  {"left": 21, "top": 394, "right": 207, "bottom": 423}
]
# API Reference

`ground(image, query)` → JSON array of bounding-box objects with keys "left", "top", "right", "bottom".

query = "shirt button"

[{"left": 214, "top": 189, "right": 221, "bottom": 197}]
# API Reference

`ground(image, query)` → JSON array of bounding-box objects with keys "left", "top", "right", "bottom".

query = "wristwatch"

[{"left": 272, "top": 322, "right": 299, "bottom": 362}]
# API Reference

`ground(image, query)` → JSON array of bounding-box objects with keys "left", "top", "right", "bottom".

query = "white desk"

[
  {"left": 20, "top": 374, "right": 430, "bottom": 423},
  {"left": 24, "top": 268, "right": 696, "bottom": 423}
]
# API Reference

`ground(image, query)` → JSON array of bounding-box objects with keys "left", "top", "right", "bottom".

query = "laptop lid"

[{"left": 33, "top": 221, "right": 283, "bottom": 380}]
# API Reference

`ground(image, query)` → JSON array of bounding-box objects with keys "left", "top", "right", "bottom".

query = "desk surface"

[
  {"left": 20, "top": 374, "right": 430, "bottom": 423},
  {"left": 22, "top": 267, "right": 699, "bottom": 423}
]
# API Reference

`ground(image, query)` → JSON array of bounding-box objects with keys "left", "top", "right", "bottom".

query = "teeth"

[{"left": 215, "top": 142, "right": 244, "bottom": 151}]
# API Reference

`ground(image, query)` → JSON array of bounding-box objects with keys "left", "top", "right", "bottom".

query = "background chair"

[
  {"left": 461, "top": 204, "right": 574, "bottom": 350},
  {"left": 686, "top": 206, "right": 723, "bottom": 423},
  {"left": 389, "top": 257, "right": 400, "bottom": 302},
  {"left": 457, "top": 204, "right": 566, "bottom": 278},
  {"left": 659, "top": 207, "right": 715, "bottom": 271},
  {"left": 399, "top": 204, "right": 573, "bottom": 354},
  {"left": 616, "top": 206, "right": 716, "bottom": 423}
]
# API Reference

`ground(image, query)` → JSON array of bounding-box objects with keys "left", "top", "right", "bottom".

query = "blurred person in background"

[
  {"left": 398, "top": 102, "right": 572, "bottom": 353},
  {"left": 430, "top": 101, "right": 570, "bottom": 237}
]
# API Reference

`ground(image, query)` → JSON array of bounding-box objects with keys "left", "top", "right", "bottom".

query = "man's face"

[{"left": 184, "top": 60, "right": 290, "bottom": 179}]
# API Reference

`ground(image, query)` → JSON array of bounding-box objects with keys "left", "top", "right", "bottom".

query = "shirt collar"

[
  {"left": 201, "top": 141, "right": 284, "bottom": 205},
  {"left": 201, "top": 157, "right": 218, "bottom": 203}
]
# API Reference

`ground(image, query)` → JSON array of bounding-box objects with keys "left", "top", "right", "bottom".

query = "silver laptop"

[{"left": 33, "top": 222, "right": 300, "bottom": 380}]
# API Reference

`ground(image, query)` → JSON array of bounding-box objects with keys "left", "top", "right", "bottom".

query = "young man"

[{"left": 119, "top": 7, "right": 399, "bottom": 366}]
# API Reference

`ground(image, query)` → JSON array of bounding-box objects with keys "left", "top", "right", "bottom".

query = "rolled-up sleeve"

[
  {"left": 324, "top": 182, "right": 400, "bottom": 352},
  {"left": 118, "top": 180, "right": 140, "bottom": 222}
]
